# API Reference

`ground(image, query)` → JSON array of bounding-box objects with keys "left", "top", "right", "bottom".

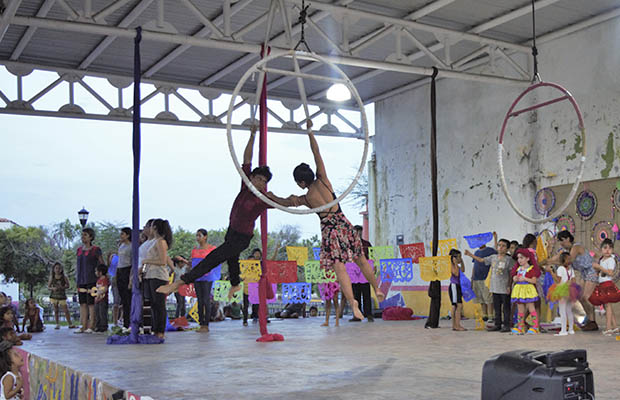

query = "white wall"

[{"left": 371, "top": 17, "right": 620, "bottom": 262}]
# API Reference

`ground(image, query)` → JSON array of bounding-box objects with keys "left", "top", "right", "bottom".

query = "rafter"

[
  {"left": 308, "top": 0, "right": 563, "bottom": 100},
  {"left": 366, "top": 6, "right": 620, "bottom": 104},
  {"left": 0, "top": 0, "right": 24, "bottom": 43},
  {"left": 10, "top": 0, "right": 55, "bottom": 60},
  {"left": 200, "top": 0, "right": 355, "bottom": 87},
  {"left": 78, "top": 0, "right": 154, "bottom": 69},
  {"left": 143, "top": 0, "right": 253, "bottom": 78},
  {"left": 285, "top": 0, "right": 529, "bottom": 53},
  {"left": 266, "top": 0, "right": 456, "bottom": 92}
]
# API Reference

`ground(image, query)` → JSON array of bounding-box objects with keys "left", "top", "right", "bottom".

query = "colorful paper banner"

[
  {"left": 429, "top": 238, "right": 458, "bottom": 257},
  {"left": 240, "top": 259, "right": 262, "bottom": 283},
  {"left": 286, "top": 246, "right": 309, "bottom": 266},
  {"left": 418, "top": 256, "right": 451, "bottom": 282},
  {"left": 399, "top": 243, "right": 425, "bottom": 263}
]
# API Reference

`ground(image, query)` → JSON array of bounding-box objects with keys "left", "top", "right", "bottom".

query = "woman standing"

[
  {"left": 116, "top": 227, "right": 132, "bottom": 329},
  {"left": 75, "top": 228, "right": 104, "bottom": 334},
  {"left": 192, "top": 229, "right": 217, "bottom": 333},
  {"left": 140, "top": 219, "right": 173, "bottom": 339}
]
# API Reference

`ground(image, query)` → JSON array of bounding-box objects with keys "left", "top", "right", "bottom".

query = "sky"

[{"left": 0, "top": 67, "right": 374, "bottom": 240}]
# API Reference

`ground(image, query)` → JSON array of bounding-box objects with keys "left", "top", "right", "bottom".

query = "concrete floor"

[{"left": 22, "top": 318, "right": 620, "bottom": 400}]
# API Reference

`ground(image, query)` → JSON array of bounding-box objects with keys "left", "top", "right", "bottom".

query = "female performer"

[{"left": 267, "top": 121, "right": 385, "bottom": 320}]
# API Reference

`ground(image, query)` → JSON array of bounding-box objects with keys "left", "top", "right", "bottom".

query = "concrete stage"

[{"left": 22, "top": 317, "right": 620, "bottom": 399}]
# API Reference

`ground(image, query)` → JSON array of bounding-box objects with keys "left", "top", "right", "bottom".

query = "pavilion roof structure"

[{"left": 0, "top": 0, "right": 618, "bottom": 138}]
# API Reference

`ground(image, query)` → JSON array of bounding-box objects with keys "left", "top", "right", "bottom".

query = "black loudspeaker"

[{"left": 482, "top": 349, "right": 594, "bottom": 400}]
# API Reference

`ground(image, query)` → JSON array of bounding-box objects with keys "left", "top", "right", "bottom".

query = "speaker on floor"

[{"left": 481, "top": 349, "right": 594, "bottom": 400}]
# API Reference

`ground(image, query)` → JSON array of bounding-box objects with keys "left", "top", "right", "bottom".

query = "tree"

[
  {"left": 50, "top": 219, "right": 81, "bottom": 250},
  {"left": 92, "top": 221, "right": 126, "bottom": 260},
  {"left": 0, "top": 226, "right": 60, "bottom": 298},
  {"left": 339, "top": 169, "right": 368, "bottom": 209}
]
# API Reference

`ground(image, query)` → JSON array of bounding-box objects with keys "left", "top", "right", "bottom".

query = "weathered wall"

[{"left": 371, "top": 17, "right": 620, "bottom": 260}]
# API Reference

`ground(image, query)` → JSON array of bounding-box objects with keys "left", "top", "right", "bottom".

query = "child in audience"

[
  {"left": 508, "top": 241, "right": 519, "bottom": 256},
  {"left": 0, "top": 329, "right": 20, "bottom": 346},
  {"left": 0, "top": 309, "right": 30, "bottom": 342},
  {"left": 547, "top": 252, "right": 579, "bottom": 336},
  {"left": 465, "top": 234, "right": 515, "bottom": 332},
  {"left": 319, "top": 282, "right": 340, "bottom": 327},
  {"left": 22, "top": 299, "right": 43, "bottom": 333},
  {"left": 0, "top": 340, "right": 24, "bottom": 400},
  {"left": 48, "top": 262, "right": 75, "bottom": 329},
  {"left": 94, "top": 264, "right": 110, "bottom": 333},
  {"left": 591, "top": 239, "right": 620, "bottom": 335},
  {"left": 511, "top": 249, "right": 541, "bottom": 335},
  {"left": 449, "top": 249, "right": 466, "bottom": 331},
  {"left": 0, "top": 295, "right": 17, "bottom": 334}
]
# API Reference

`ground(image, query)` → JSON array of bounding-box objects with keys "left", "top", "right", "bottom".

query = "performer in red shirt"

[{"left": 158, "top": 126, "right": 272, "bottom": 299}]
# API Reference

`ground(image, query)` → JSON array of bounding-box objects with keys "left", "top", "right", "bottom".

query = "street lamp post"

[{"left": 78, "top": 207, "right": 89, "bottom": 228}]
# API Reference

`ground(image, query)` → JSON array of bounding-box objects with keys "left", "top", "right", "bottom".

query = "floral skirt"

[
  {"left": 320, "top": 211, "right": 362, "bottom": 271},
  {"left": 511, "top": 282, "right": 539, "bottom": 304}
]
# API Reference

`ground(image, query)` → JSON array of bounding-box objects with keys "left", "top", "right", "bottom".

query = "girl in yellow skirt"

[{"left": 510, "top": 248, "right": 541, "bottom": 334}]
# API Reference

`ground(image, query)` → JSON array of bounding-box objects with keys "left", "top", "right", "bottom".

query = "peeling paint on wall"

[
  {"left": 600, "top": 132, "right": 615, "bottom": 178},
  {"left": 566, "top": 132, "right": 583, "bottom": 161},
  {"left": 442, "top": 188, "right": 450, "bottom": 237}
]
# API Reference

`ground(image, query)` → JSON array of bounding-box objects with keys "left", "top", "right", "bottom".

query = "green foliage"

[
  {"left": 0, "top": 226, "right": 61, "bottom": 298},
  {"left": 50, "top": 219, "right": 81, "bottom": 249},
  {"left": 91, "top": 221, "right": 126, "bottom": 261}
]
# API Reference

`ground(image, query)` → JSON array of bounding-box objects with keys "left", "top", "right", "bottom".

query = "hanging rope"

[
  {"left": 294, "top": 0, "right": 311, "bottom": 52},
  {"left": 129, "top": 26, "right": 143, "bottom": 343},
  {"left": 108, "top": 26, "right": 161, "bottom": 345},
  {"left": 530, "top": 0, "right": 540, "bottom": 82},
  {"left": 430, "top": 67, "right": 439, "bottom": 257}
]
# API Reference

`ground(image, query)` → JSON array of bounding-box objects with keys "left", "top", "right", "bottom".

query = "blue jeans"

[{"left": 195, "top": 281, "right": 213, "bottom": 326}]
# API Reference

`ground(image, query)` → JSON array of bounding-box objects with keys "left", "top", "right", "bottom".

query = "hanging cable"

[
  {"left": 530, "top": 0, "right": 540, "bottom": 82},
  {"left": 294, "top": 0, "right": 311, "bottom": 52}
]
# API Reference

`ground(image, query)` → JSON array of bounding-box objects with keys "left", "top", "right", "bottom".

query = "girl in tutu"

[
  {"left": 590, "top": 239, "right": 620, "bottom": 335},
  {"left": 510, "top": 249, "right": 541, "bottom": 334},
  {"left": 318, "top": 282, "right": 340, "bottom": 327},
  {"left": 547, "top": 252, "right": 580, "bottom": 336}
]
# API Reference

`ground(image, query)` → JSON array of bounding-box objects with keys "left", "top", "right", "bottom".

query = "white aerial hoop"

[
  {"left": 498, "top": 81, "right": 587, "bottom": 224},
  {"left": 225, "top": 49, "right": 369, "bottom": 215}
]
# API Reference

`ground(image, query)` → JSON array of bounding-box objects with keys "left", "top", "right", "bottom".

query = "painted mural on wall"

[{"left": 14, "top": 348, "right": 156, "bottom": 400}]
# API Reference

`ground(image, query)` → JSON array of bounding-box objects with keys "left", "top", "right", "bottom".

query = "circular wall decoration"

[
  {"left": 575, "top": 190, "right": 597, "bottom": 220},
  {"left": 591, "top": 221, "right": 614, "bottom": 248},
  {"left": 534, "top": 188, "right": 555, "bottom": 215},
  {"left": 612, "top": 188, "right": 620, "bottom": 213},
  {"left": 555, "top": 214, "right": 576, "bottom": 235}
]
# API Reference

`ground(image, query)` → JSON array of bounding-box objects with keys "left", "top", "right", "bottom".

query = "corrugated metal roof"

[{"left": 0, "top": 0, "right": 618, "bottom": 105}]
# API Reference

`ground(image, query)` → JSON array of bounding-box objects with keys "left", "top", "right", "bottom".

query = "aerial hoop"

[
  {"left": 226, "top": 49, "right": 369, "bottom": 215},
  {"left": 498, "top": 81, "right": 587, "bottom": 224}
]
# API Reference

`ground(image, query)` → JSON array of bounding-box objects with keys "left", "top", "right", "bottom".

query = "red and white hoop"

[{"left": 498, "top": 81, "right": 587, "bottom": 224}]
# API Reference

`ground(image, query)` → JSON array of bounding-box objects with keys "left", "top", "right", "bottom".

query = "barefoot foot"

[
  {"left": 157, "top": 281, "right": 183, "bottom": 295},
  {"left": 352, "top": 300, "right": 364, "bottom": 320},
  {"left": 320, "top": 322, "right": 329, "bottom": 327}
]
